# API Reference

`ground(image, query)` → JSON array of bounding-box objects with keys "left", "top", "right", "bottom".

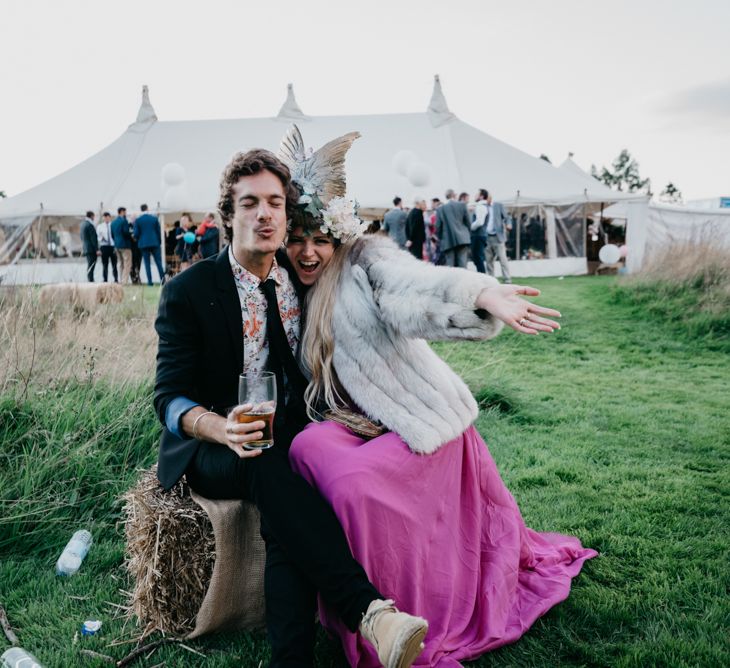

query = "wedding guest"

[
  {"left": 197, "top": 212, "right": 220, "bottom": 259},
  {"left": 281, "top": 126, "right": 596, "bottom": 667},
  {"left": 470, "top": 188, "right": 489, "bottom": 274},
  {"left": 435, "top": 189, "right": 471, "bottom": 267},
  {"left": 96, "top": 212, "right": 118, "bottom": 283},
  {"left": 134, "top": 204, "right": 165, "bottom": 285},
  {"left": 111, "top": 207, "right": 133, "bottom": 285},
  {"left": 80, "top": 211, "right": 99, "bottom": 282},
  {"left": 382, "top": 196, "right": 408, "bottom": 249},
  {"left": 405, "top": 199, "right": 427, "bottom": 260}
]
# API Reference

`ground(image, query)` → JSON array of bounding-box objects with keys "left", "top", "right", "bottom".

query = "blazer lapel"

[{"left": 214, "top": 247, "right": 244, "bottom": 374}]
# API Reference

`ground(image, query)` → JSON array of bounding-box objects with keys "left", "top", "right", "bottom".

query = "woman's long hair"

[{"left": 300, "top": 241, "right": 351, "bottom": 420}]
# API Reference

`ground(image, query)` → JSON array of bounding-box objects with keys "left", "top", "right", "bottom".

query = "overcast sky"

[{"left": 2, "top": 0, "right": 729, "bottom": 202}]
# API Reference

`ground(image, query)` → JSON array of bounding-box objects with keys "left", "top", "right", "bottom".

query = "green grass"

[{"left": 1, "top": 276, "right": 728, "bottom": 667}]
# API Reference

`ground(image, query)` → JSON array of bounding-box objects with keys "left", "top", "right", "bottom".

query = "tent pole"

[{"left": 514, "top": 190, "right": 521, "bottom": 261}]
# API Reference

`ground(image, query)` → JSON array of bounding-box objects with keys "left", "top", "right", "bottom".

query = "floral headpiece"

[{"left": 278, "top": 125, "right": 369, "bottom": 242}]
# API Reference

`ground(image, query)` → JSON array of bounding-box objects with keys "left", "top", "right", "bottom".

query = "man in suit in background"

[
  {"left": 134, "top": 203, "right": 165, "bottom": 285},
  {"left": 405, "top": 198, "right": 427, "bottom": 260},
  {"left": 80, "top": 210, "right": 99, "bottom": 282},
  {"left": 96, "top": 212, "right": 118, "bottom": 283},
  {"left": 154, "top": 148, "right": 427, "bottom": 667},
  {"left": 483, "top": 191, "right": 513, "bottom": 283},
  {"left": 382, "top": 196, "right": 408, "bottom": 249},
  {"left": 197, "top": 212, "right": 220, "bottom": 259},
  {"left": 435, "top": 189, "right": 471, "bottom": 267},
  {"left": 111, "top": 206, "right": 133, "bottom": 285}
]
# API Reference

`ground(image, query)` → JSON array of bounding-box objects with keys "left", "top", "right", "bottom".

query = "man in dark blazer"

[
  {"left": 80, "top": 210, "right": 99, "bottom": 282},
  {"left": 154, "top": 148, "right": 425, "bottom": 667},
  {"left": 435, "top": 189, "right": 471, "bottom": 267},
  {"left": 197, "top": 212, "right": 220, "bottom": 259},
  {"left": 133, "top": 204, "right": 165, "bottom": 285},
  {"left": 111, "top": 206, "right": 133, "bottom": 285},
  {"left": 405, "top": 198, "right": 427, "bottom": 260}
]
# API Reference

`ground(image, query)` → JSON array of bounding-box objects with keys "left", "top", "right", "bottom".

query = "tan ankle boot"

[{"left": 359, "top": 599, "right": 428, "bottom": 668}]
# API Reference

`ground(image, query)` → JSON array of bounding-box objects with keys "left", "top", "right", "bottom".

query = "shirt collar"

[{"left": 228, "top": 246, "right": 284, "bottom": 292}]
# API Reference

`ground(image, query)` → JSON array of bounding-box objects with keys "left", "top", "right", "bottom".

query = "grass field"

[{"left": 0, "top": 276, "right": 728, "bottom": 667}]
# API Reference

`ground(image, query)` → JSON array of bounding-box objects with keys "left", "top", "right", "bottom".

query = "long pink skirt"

[{"left": 289, "top": 422, "right": 597, "bottom": 667}]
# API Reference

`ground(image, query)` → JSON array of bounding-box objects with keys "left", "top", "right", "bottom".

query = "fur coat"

[{"left": 331, "top": 234, "right": 503, "bottom": 454}]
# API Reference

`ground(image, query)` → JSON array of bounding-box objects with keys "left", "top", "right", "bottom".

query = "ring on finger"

[{"left": 519, "top": 318, "right": 526, "bottom": 327}]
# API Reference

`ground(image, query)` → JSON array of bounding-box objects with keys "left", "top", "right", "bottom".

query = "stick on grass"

[{"left": 0, "top": 604, "right": 19, "bottom": 645}]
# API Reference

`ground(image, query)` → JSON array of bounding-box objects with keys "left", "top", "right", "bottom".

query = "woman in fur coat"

[{"left": 284, "top": 218, "right": 597, "bottom": 668}]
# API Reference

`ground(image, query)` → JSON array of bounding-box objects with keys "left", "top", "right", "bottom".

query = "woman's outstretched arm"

[{"left": 353, "top": 236, "right": 559, "bottom": 341}]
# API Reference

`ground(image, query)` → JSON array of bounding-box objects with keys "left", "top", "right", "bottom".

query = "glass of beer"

[{"left": 238, "top": 371, "right": 276, "bottom": 450}]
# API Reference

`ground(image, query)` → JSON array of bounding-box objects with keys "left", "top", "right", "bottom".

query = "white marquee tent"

[{"left": 0, "top": 77, "right": 643, "bottom": 281}]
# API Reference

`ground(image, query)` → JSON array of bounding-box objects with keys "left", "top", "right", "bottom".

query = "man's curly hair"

[{"left": 217, "top": 149, "right": 300, "bottom": 242}]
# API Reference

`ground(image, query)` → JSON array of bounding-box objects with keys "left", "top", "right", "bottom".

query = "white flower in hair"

[{"left": 320, "top": 196, "right": 367, "bottom": 241}]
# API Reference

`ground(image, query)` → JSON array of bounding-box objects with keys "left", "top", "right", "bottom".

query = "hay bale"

[
  {"left": 122, "top": 466, "right": 266, "bottom": 638},
  {"left": 39, "top": 282, "right": 124, "bottom": 311},
  {"left": 122, "top": 467, "right": 216, "bottom": 637}
]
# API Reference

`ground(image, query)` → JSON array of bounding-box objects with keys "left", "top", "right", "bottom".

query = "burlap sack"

[
  {"left": 124, "top": 466, "right": 266, "bottom": 638},
  {"left": 187, "top": 491, "right": 266, "bottom": 637}
]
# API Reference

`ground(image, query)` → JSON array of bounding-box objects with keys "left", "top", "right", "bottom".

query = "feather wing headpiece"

[{"left": 278, "top": 125, "right": 361, "bottom": 205}]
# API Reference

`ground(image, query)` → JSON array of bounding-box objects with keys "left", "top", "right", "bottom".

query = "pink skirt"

[{"left": 290, "top": 422, "right": 597, "bottom": 667}]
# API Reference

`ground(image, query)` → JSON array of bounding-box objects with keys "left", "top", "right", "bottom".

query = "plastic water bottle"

[
  {"left": 55, "top": 529, "right": 93, "bottom": 576},
  {"left": 1, "top": 647, "right": 44, "bottom": 667}
]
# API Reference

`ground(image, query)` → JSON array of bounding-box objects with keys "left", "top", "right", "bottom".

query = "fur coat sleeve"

[{"left": 349, "top": 235, "right": 504, "bottom": 341}]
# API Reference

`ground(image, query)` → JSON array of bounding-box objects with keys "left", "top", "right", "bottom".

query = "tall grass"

[
  {"left": 612, "top": 240, "right": 730, "bottom": 347},
  {"left": 0, "top": 287, "right": 160, "bottom": 556}
]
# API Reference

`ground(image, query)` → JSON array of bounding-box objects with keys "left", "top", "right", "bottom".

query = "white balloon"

[
  {"left": 392, "top": 150, "right": 417, "bottom": 176},
  {"left": 407, "top": 161, "right": 431, "bottom": 187},
  {"left": 598, "top": 243, "right": 621, "bottom": 264},
  {"left": 161, "top": 162, "right": 186, "bottom": 187},
  {"left": 162, "top": 185, "right": 190, "bottom": 211}
]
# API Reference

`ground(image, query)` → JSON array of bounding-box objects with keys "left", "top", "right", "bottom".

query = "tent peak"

[
  {"left": 135, "top": 85, "right": 158, "bottom": 124},
  {"left": 427, "top": 74, "right": 455, "bottom": 127},
  {"left": 276, "top": 83, "right": 309, "bottom": 121}
]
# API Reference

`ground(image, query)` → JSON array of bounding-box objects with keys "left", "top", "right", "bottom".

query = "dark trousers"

[
  {"left": 409, "top": 243, "right": 423, "bottom": 261},
  {"left": 185, "top": 440, "right": 380, "bottom": 667},
  {"left": 131, "top": 245, "right": 142, "bottom": 284},
  {"left": 471, "top": 235, "right": 487, "bottom": 274},
  {"left": 141, "top": 246, "right": 164, "bottom": 285},
  {"left": 85, "top": 253, "right": 97, "bottom": 282},
  {"left": 100, "top": 246, "right": 118, "bottom": 282}
]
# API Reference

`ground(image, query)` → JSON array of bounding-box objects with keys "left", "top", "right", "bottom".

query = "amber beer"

[{"left": 238, "top": 406, "right": 275, "bottom": 449}]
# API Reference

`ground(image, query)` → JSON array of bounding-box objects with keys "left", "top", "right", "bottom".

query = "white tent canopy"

[{"left": 0, "top": 80, "right": 643, "bottom": 221}]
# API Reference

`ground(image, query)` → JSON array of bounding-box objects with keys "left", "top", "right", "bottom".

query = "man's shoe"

[{"left": 360, "top": 599, "right": 428, "bottom": 668}]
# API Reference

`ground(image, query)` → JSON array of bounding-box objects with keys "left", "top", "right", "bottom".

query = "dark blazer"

[
  {"left": 405, "top": 208, "right": 426, "bottom": 248},
  {"left": 199, "top": 225, "right": 220, "bottom": 258},
  {"left": 154, "top": 247, "right": 307, "bottom": 490},
  {"left": 80, "top": 219, "right": 98, "bottom": 255},
  {"left": 134, "top": 213, "right": 161, "bottom": 249},
  {"left": 111, "top": 216, "right": 132, "bottom": 249},
  {"left": 435, "top": 200, "right": 471, "bottom": 251}
]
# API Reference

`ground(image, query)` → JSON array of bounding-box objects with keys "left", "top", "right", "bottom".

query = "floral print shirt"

[{"left": 228, "top": 247, "right": 301, "bottom": 377}]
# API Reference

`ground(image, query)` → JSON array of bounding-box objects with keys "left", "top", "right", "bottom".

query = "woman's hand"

[{"left": 476, "top": 284, "right": 561, "bottom": 335}]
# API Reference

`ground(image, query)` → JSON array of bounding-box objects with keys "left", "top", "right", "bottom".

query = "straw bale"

[
  {"left": 39, "top": 282, "right": 123, "bottom": 311},
  {"left": 122, "top": 466, "right": 216, "bottom": 637}
]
